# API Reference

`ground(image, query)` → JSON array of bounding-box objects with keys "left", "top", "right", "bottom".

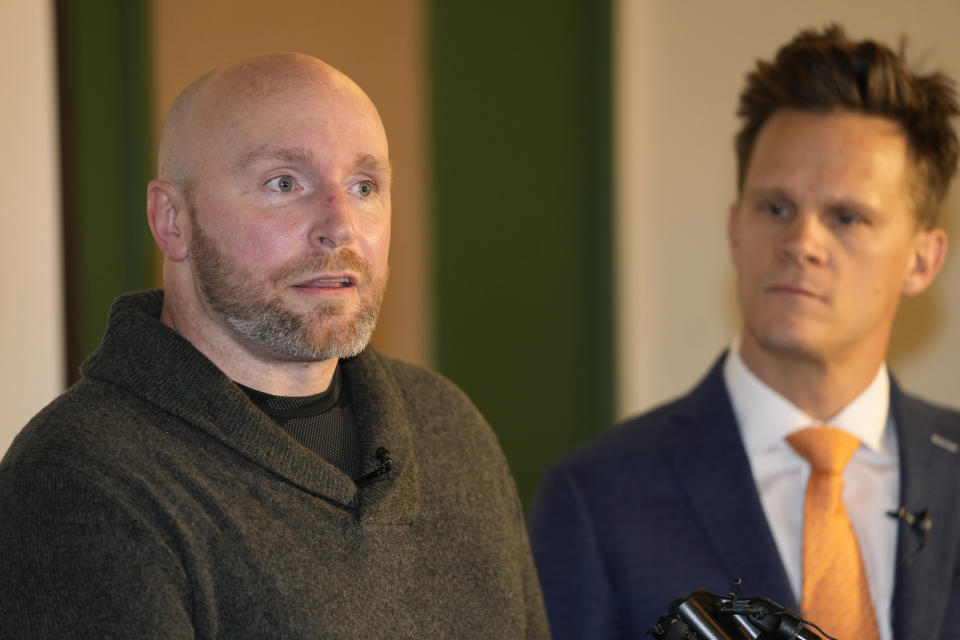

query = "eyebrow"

[
  {"left": 748, "top": 185, "right": 877, "bottom": 214},
  {"left": 234, "top": 146, "right": 312, "bottom": 173},
  {"left": 745, "top": 186, "right": 792, "bottom": 202},
  {"left": 355, "top": 153, "right": 393, "bottom": 179},
  {"left": 233, "top": 147, "right": 392, "bottom": 178}
]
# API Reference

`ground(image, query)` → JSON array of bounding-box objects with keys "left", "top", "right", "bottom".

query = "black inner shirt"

[{"left": 237, "top": 364, "right": 360, "bottom": 478}]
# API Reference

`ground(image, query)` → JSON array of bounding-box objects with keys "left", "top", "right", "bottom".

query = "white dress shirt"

[{"left": 723, "top": 338, "right": 899, "bottom": 640}]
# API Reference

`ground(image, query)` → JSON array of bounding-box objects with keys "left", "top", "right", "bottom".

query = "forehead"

[
  {"left": 743, "top": 109, "right": 912, "bottom": 201},
  {"left": 198, "top": 70, "right": 389, "bottom": 174}
]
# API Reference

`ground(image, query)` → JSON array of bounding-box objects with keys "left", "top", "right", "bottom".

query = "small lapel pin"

[{"left": 931, "top": 433, "right": 959, "bottom": 454}]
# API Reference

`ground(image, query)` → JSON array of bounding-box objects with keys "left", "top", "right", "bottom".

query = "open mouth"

[{"left": 294, "top": 277, "right": 355, "bottom": 288}]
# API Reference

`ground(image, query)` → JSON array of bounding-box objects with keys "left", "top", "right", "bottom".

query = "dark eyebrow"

[
  {"left": 748, "top": 185, "right": 876, "bottom": 215},
  {"left": 746, "top": 186, "right": 792, "bottom": 202},
  {"left": 234, "top": 146, "right": 312, "bottom": 173}
]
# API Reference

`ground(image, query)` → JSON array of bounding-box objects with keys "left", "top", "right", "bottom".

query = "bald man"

[{"left": 0, "top": 54, "right": 549, "bottom": 639}]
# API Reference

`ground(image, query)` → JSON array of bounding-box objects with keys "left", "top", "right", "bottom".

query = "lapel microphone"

[
  {"left": 355, "top": 447, "right": 393, "bottom": 487},
  {"left": 887, "top": 507, "right": 932, "bottom": 567}
]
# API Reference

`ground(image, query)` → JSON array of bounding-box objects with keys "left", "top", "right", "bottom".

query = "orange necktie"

[{"left": 786, "top": 427, "right": 880, "bottom": 640}]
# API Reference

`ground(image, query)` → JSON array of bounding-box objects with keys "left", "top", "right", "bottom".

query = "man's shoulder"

[
  {"left": 893, "top": 381, "right": 960, "bottom": 424},
  {"left": 3, "top": 377, "right": 146, "bottom": 472},
  {"left": 351, "top": 348, "right": 481, "bottom": 415},
  {"left": 552, "top": 356, "right": 729, "bottom": 475},
  {"left": 529, "top": 358, "right": 738, "bottom": 568},
  {"left": 890, "top": 381, "right": 960, "bottom": 462},
  {"left": 546, "top": 396, "right": 693, "bottom": 487}
]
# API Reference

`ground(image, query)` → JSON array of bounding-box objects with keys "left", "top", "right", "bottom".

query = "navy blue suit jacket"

[{"left": 530, "top": 355, "right": 960, "bottom": 639}]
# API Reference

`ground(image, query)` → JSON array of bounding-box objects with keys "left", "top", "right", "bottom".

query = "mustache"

[{"left": 272, "top": 248, "right": 371, "bottom": 284}]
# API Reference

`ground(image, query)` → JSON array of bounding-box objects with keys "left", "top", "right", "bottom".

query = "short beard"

[{"left": 189, "top": 216, "right": 386, "bottom": 362}]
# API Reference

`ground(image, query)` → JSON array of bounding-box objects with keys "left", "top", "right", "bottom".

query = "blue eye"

[
  {"left": 767, "top": 202, "right": 789, "bottom": 217},
  {"left": 351, "top": 181, "right": 375, "bottom": 197},
  {"left": 836, "top": 211, "right": 857, "bottom": 225},
  {"left": 267, "top": 176, "right": 296, "bottom": 192}
]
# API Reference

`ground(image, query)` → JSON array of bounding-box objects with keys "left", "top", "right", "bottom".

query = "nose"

[
  {"left": 309, "top": 188, "right": 355, "bottom": 251},
  {"left": 777, "top": 211, "right": 827, "bottom": 266}
]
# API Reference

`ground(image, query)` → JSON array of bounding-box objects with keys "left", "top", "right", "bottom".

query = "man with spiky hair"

[
  {"left": 0, "top": 54, "right": 549, "bottom": 639},
  {"left": 531, "top": 25, "right": 960, "bottom": 640}
]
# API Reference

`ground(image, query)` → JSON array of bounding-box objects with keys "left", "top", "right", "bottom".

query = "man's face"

[
  {"left": 184, "top": 73, "right": 391, "bottom": 362},
  {"left": 729, "top": 109, "right": 930, "bottom": 366}
]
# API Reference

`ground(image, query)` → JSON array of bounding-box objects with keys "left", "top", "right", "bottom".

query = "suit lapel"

[
  {"left": 890, "top": 380, "right": 960, "bottom": 640},
  {"left": 661, "top": 355, "right": 797, "bottom": 610}
]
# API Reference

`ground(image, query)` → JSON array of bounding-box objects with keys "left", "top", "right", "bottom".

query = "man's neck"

[
  {"left": 222, "top": 355, "right": 339, "bottom": 397},
  {"left": 737, "top": 333, "right": 886, "bottom": 421}
]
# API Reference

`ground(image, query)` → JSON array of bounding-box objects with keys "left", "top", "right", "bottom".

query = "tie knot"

[{"left": 786, "top": 426, "right": 860, "bottom": 473}]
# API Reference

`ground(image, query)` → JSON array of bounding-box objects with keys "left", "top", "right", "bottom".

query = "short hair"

[{"left": 735, "top": 24, "right": 959, "bottom": 227}]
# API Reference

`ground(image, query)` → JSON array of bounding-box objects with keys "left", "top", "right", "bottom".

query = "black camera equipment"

[{"left": 647, "top": 578, "right": 835, "bottom": 640}]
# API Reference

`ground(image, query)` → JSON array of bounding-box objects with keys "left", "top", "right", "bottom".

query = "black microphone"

[
  {"left": 648, "top": 579, "right": 830, "bottom": 640},
  {"left": 355, "top": 446, "right": 393, "bottom": 487},
  {"left": 887, "top": 507, "right": 932, "bottom": 567}
]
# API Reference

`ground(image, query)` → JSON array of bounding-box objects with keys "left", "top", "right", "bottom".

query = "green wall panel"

[
  {"left": 57, "top": 0, "right": 154, "bottom": 380},
  {"left": 431, "top": 1, "right": 613, "bottom": 510}
]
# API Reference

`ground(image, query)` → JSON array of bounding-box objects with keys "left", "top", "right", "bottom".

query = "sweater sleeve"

[{"left": 0, "top": 462, "right": 195, "bottom": 639}]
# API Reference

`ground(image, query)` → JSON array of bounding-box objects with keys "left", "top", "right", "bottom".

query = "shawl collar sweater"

[{"left": 0, "top": 291, "right": 548, "bottom": 639}]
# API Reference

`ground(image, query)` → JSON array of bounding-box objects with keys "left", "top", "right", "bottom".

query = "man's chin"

[
  {"left": 263, "top": 336, "right": 370, "bottom": 364},
  {"left": 299, "top": 315, "right": 378, "bottom": 361},
  {"left": 749, "top": 324, "right": 828, "bottom": 362},
  {"left": 217, "top": 305, "right": 376, "bottom": 363}
]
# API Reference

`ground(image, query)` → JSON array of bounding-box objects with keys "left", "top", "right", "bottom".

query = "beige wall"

[
  {"left": 0, "top": 0, "right": 64, "bottom": 455},
  {"left": 151, "top": 0, "right": 430, "bottom": 366},
  {"left": 615, "top": 0, "right": 960, "bottom": 419}
]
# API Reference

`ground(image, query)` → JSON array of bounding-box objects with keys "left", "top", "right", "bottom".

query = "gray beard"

[
  {"left": 189, "top": 217, "right": 386, "bottom": 362},
  {"left": 218, "top": 296, "right": 379, "bottom": 361}
]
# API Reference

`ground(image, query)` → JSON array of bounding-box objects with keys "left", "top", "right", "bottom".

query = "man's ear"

[
  {"left": 901, "top": 227, "right": 948, "bottom": 297},
  {"left": 147, "top": 180, "right": 189, "bottom": 261}
]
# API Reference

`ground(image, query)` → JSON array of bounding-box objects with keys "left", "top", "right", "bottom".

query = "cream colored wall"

[
  {"left": 615, "top": 0, "right": 960, "bottom": 419},
  {"left": 0, "top": 0, "right": 64, "bottom": 455},
  {"left": 151, "top": 0, "right": 430, "bottom": 366}
]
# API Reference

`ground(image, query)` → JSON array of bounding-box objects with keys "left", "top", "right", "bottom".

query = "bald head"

[
  {"left": 147, "top": 53, "right": 393, "bottom": 384},
  {"left": 157, "top": 53, "right": 385, "bottom": 199}
]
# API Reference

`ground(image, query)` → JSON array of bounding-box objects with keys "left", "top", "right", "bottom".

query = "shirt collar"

[{"left": 723, "top": 337, "right": 891, "bottom": 456}]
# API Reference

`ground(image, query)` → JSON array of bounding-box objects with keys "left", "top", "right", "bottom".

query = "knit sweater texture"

[{"left": 0, "top": 291, "right": 549, "bottom": 639}]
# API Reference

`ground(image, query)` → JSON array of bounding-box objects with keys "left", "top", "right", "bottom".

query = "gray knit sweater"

[{"left": 0, "top": 291, "right": 550, "bottom": 639}]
